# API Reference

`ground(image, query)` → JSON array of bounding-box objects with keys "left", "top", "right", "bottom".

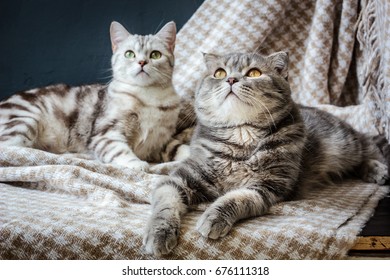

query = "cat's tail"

[{"left": 373, "top": 134, "right": 390, "bottom": 185}]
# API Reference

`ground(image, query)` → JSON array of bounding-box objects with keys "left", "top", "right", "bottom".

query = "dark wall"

[{"left": 0, "top": 0, "right": 203, "bottom": 100}]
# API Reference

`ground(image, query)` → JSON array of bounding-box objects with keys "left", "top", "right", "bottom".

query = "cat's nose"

[
  {"left": 227, "top": 77, "right": 238, "bottom": 85},
  {"left": 139, "top": 60, "right": 148, "bottom": 67}
]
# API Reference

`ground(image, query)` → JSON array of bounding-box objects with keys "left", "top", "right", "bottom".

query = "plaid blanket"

[{"left": 1, "top": 0, "right": 389, "bottom": 259}]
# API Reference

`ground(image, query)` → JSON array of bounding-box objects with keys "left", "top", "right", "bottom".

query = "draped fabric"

[{"left": 173, "top": 0, "right": 390, "bottom": 138}]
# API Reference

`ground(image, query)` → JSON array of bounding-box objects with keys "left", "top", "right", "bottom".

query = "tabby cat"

[
  {"left": 0, "top": 21, "right": 180, "bottom": 171},
  {"left": 143, "top": 51, "right": 389, "bottom": 256}
]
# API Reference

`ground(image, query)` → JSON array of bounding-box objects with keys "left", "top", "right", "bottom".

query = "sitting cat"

[
  {"left": 143, "top": 51, "right": 389, "bottom": 256},
  {"left": 0, "top": 21, "right": 180, "bottom": 171}
]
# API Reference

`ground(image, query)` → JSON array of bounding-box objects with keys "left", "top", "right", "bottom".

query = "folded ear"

[
  {"left": 202, "top": 52, "right": 222, "bottom": 71},
  {"left": 155, "top": 21, "right": 176, "bottom": 52},
  {"left": 267, "top": 51, "right": 289, "bottom": 79},
  {"left": 110, "top": 21, "right": 131, "bottom": 53}
]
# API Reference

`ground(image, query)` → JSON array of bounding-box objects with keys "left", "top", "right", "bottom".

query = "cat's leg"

[
  {"left": 162, "top": 139, "right": 190, "bottom": 162},
  {"left": 155, "top": 140, "right": 190, "bottom": 175},
  {"left": 197, "top": 186, "right": 279, "bottom": 239},
  {"left": 90, "top": 131, "right": 149, "bottom": 171},
  {"left": 143, "top": 177, "right": 187, "bottom": 256},
  {"left": 149, "top": 161, "right": 182, "bottom": 175},
  {"left": 0, "top": 117, "right": 38, "bottom": 147},
  {"left": 161, "top": 126, "right": 194, "bottom": 162},
  {"left": 144, "top": 160, "right": 212, "bottom": 256}
]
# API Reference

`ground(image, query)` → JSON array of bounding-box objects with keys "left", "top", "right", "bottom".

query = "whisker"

[
  {"left": 248, "top": 98, "right": 273, "bottom": 132},
  {"left": 237, "top": 88, "right": 276, "bottom": 130},
  {"left": 254, "top": 99, "right": 276, "bottom": 129}
]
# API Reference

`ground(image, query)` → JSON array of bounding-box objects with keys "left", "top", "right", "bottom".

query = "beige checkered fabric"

[
  {"left": 1, "top": 0, "right": 390, "bottom": 259},
  {"left": 0, "top": 147, "right": 388, "bottom": 259},
  {"left": 173, "top": 0, "right": 390, "bottom": 138}
]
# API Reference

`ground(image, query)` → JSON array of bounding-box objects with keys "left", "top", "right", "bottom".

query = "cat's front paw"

[
  {"left": 143, "top": 217, "right": 179, "bottom": 256},
  {"left": 111, "top": 156, "right": 150, "bottom": 172},
  {"left": 173, "top": 144, "right": 191, "bottom": 161},
  {"left": 126, "top": 159, "right": 150, "bottom": 172},
  {"left": 196, "top": 208, "right": 233, "bottom": 240},
  {"left": 362, "top": 159, "right": 389, "bottom": 185},
  {"left": 149, "top": 161, "right": 181, "bottom": 175}
]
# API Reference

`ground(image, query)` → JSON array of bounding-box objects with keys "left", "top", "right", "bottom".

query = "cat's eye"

[
  {"left": 214, "top": 68, "right": 227, "bottom": 79},
  {"left": 246, "top": 68, "right": 262, "bottom": 78},
  {"left": 150, "top": 51, "right": 162, "bottom": 60},
  {"left": 125, "top": 50, "right": 136, "bottom": 59}
]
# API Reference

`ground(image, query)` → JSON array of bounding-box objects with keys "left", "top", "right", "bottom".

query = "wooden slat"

[{"left": 351, "top": 236, "right": 390, "bottom": 250}]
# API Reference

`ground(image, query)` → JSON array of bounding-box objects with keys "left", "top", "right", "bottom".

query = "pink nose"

[
  {"left": 227, "top": 77, "right": 238, "bottom": 85},
  {"left": 139, "top": 60, "right": 148, "bottom": 67}
]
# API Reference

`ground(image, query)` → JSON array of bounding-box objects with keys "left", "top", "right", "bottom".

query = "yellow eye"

[
  {"left": 125, "top": 50, "right": 135, "bottom": 59},
  {"left": 247, "top": 68, "right": 262, "bottom": 78},
  {"left": 150, "top": 51, "right": 162, "bottom": 60},
  {"left": 214, "top": 68, "right": 227, "bottom": 79}
]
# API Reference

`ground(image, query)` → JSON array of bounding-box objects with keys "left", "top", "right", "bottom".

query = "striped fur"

[
  {"left": 0, "top": 22, "right": 180, "bottom": 171},
  {"left": 161, "top": 96, "right": 196, "bottom": 162},
  {"left": 144, "top": 51, "right": 389, "bottom": 256}
]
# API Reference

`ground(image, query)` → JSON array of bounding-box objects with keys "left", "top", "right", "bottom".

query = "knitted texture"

[{"left": 0, "top": 147, "right": 388, "bottom": 259}]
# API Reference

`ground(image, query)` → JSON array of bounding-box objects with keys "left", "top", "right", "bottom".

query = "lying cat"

[
  {"left": 0, "top": 21, "right": 180, "bottom": 171},
  {"left": 143, "top": 51, "right": 389, "bottom": 256}
]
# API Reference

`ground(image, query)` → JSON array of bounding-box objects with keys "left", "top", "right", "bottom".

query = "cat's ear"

[
  {"left": 202, "top": 53, "right": 221, "bottom": 70},
  {"left": 267, "top": 51, "right": 289, "bottom": 79},
  {"left": 110, "top": 21, "right": 131, "bottom": 53},
  {"left": 156, "top": 21, "right": 176, "bottom": 52}
]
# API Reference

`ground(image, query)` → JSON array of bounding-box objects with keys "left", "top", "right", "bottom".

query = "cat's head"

[
  {"left": 196, "top": 51, "right": 291, "bottom": 127},
  {"left": 110, "top": 21, "right": 176, "bottom": 87}
]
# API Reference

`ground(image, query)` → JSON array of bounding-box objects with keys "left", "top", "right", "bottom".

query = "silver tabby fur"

[
  {"left": 144, "top": 51, "right": 389, "bottom": 256},
  {"left": 0, "top": 21, "right": 180, "bottom": 171}
]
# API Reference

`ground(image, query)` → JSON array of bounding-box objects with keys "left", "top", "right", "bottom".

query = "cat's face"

[
  {"left": 196, "top": 52, "right": 291, "bottom": 126},
  {"left": 110, "top": 22, "right": 176, "bottom": 87}
]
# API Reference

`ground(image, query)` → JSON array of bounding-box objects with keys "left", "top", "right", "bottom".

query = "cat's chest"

[
  {"left": 206, "top": 126, "right": 262, "bottom": 160},
  {"left": 138, "top": 106, "right": 174, "bottom": 136},
  {"left": 229, "top": 126, "right": 260, "bottom": 146},
  {"left": 206, "top": 130, "right": 264, "bottom": 192},
  {"left": 133, "top": 105, "right": 179, "bottom": 158},
  {"left": 212, "top": 158, "right": 257, "bottom": 192}
]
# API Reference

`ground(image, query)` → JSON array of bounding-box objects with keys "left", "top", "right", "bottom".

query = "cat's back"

[
  {"left": 299, "top": 105, "right": 369, "bottom": 182},
  {"left": 1, "top": 83, "right": 105, "bottom": 114},
  {"left": 299, "top": 105, "right": 360, "bottom": 154},
  {"left": 0, "top": 83, "right": 106, "bottom": 152}
]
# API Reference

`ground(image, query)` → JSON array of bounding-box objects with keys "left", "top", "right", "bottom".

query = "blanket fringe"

[{"left": 356, "top": 0, "right": 389, "bottom": 140}]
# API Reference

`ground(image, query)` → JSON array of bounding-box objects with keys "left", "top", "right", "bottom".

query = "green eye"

[
  {"left": 125, "top": 50, "right": 135, "bottom": 59},
  {"left": 150, "top": 51, "right": 162, "bottom": 60}
]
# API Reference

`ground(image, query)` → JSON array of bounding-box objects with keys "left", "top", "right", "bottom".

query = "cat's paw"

[
  {"left": 173, "top": 144, "right": 191, "bottom": 161},
  {"left": 111, "top": 156, "right": 150, "bottom": 172},
  {"left": 196, "top": 208, "right": 233, "bottom": 240},
  {"left": 149, "top": 161, "right": 181, "bottom": 175},
  {"left": 126, "top": 160, "right": 149, "bottom": 172},
  {"left": 362, "top": 159, "right": 389, "bottom": 185},
  {"left": 143, "top": 217, "right": 179, "bottom": 256}
]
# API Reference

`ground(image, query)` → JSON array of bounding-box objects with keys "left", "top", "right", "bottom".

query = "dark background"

[{"left": 0, "top": 0, "right": 203, "bottom": 100}]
